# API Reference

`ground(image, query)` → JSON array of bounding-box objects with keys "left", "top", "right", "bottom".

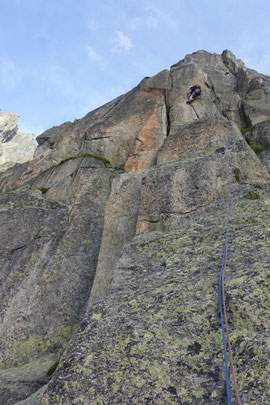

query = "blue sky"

[{"left": 0, "top": 0, "right": 269, "bottom": 136}]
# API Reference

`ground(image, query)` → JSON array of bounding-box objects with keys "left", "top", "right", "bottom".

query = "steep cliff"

[{"left": 0, "top": 50, "right": 269, "bottom": 404}]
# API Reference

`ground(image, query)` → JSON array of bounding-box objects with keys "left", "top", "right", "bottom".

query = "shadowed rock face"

[{"left": 0, "top": 50, "right": 270, "bottom": 405}]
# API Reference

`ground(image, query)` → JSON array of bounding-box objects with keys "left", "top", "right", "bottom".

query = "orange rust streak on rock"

[{"left": 124, "top": 112, "right": 161, "bottom": 174}]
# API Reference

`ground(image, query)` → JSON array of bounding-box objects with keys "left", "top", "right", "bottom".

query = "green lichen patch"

[
  {"left": 240, "top": 127, "right": 252, "bottom": 134},
  {"left": 32, "top": 187, "right": 49, "bottom": 194},
  {"left": 40, "top": 153, "right": 111, "bottom": 175},
  {"left": 0, "top": 186, "right": 64, "bottom": 211},
  {"left": 10, "top": 325, "right": 73, "bottom": 368},
  {"left": 249, "top": 142, "right": 264, "bottom": 154},
  {"left": 39, "top": 184, "right": 270, "bottom": 404},
  {"left": 91, "top": 313, "right": 102, "bottom": 320}
]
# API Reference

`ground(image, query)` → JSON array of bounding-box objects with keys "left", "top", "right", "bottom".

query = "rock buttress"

[{"left": 1, "top": 49, "right": 270, "bottom": 404}]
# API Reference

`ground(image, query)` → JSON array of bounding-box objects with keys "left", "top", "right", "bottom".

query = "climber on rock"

[{"left": 186, "top": 84, "right": 201, "bottom": 104}]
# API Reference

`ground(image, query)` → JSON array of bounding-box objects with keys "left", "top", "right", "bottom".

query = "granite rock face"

[
  {"left": 0, "top": 160, "right": 115, "bottom": 404},
  {"left": 0, "top": 110, "right": 36, "bottom": 173},
  {"left": 40, "top": 185, "right": 270, "bottom": 405},
  {"left": 0, "top": 50, "right": 270, "bottom": 404}
]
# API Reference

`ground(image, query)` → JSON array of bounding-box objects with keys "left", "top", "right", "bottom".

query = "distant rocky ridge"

[
  {"left": 0, "top": 110, "right": 36, "bottom": 173},
  {"left": 0, "top": 50, "right": 269, "bottom": 404}
]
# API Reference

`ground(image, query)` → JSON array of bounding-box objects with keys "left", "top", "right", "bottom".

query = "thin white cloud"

[
  {"left": 88, "top": 20, "right": 98, "bottom": 33},
  {"left": 0, "top": 58, "right": 21, "bottom": 90},
  {"left": 130, "top": 15, "right": 158, "bottom": 31},
  {"left": 147, "top": 15, "right": 159, "bottom": 30},
  {"left": 112, "top": 31, "right": 133, "bottom": 52},
  {"left": 130, "top": 16, "right": 142, "bottom": 30},
  {"left": 147, "top": 5, "right": 179, "bottom": 31},
  {"left": 86, "top": 45, "right": 102, "bottom": 63}
]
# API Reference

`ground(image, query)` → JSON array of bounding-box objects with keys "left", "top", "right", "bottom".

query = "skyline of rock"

[{"left": 0, "top": 49, "right": 269, "bottom": 405}]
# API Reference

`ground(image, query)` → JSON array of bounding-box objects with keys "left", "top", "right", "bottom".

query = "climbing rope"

[
  {"left": 187, "top": 99, "right": 241, "bottom": 403},
  {"left": 219, "top": 137, "right": 241, "bottom": 405}
]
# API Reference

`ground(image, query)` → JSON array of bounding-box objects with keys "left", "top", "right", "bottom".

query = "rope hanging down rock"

[{"left": 219, "top": 136, "right": 241, "bottom": 405}]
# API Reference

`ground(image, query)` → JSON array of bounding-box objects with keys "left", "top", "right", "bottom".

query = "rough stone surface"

[
  {"left": 1, "top": 50, "right": 270, "bottom": 404},
  {"left": 0, "top": 361, "right": 50, "bottom": 405},
  {"left": 244, "top": 121, "right": 270, "bottom": 174},
  {"left": 34, "top": 85, "right": 167, "bottom": 171},
  {"left": 134, "top": 117, "right": 267, "bottom": 234},
  {"left": 0, "top": 160, "right": 115, "bottom": 404},
  {"left": 40, "top": 183, "right": 270, "bottom": 405},
  {"left": 14, "top": 385, "right": 48, "bottom": 405},
  {"left": 89, "top": 173, "right": 142, "bottom": 305},
  {"left": 0, "top": 110, "right": 36, "bottom": 172}
]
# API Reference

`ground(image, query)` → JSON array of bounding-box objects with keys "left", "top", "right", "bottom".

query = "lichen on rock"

[{"left": 1, "top": 49, "right": 270, "bottom": 404}]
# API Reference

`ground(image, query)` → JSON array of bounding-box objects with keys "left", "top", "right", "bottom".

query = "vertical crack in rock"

[
  {"left": 89, "top": 173, "right": 142, "bottom": 305},
  {"left": 2, "top": 50, "right": 270, "bottom": 405},
  {"left": 190, "top": 102, "right": 200, "bottom": 119},
  {"left": 163, "top": 88, "right": 171, "bottom": 137},
  {"left": 239, "top": 101, "right": 253, "bottom": 129},
  {"left": 124, "top": 88, "right": 169, "bottom": 174}
]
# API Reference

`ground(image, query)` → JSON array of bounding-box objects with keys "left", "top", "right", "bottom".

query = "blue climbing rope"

[
  {"left": 187, "top": 104, "right": 240, "bottom": 403},
  {"left": 219, "top": 136, "right": 231, "bottom": 405}
]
